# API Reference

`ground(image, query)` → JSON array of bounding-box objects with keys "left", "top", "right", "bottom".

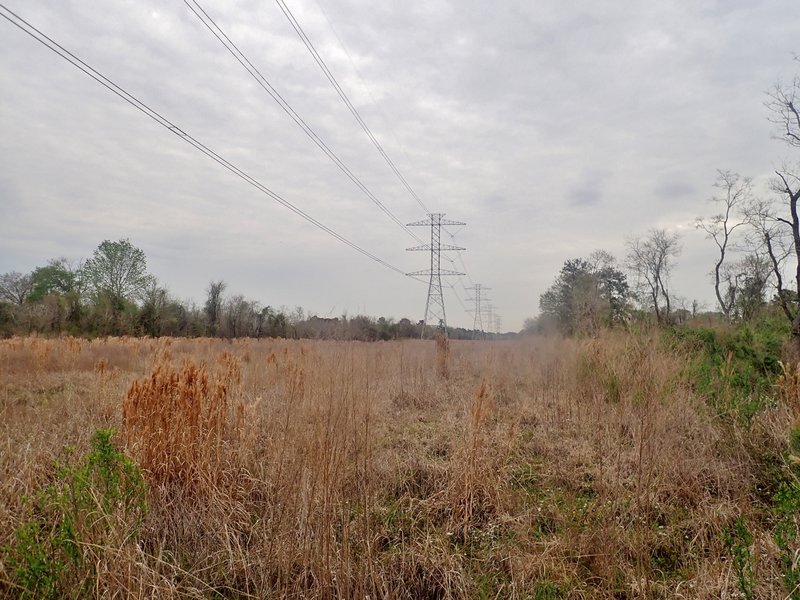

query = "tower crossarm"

[
  {"left": 406, "top": 269, "right": 465, "bottom": 277},
  {"left": 407, "top": 214, "right": 466, "bottom": 228},
  {"left": 406, "top": 244, "right": 465, "bottom": 252}
]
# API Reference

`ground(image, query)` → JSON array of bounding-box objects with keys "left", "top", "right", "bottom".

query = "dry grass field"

[{"left": 0, "top": 333, "right": 798, "bottom": 598}]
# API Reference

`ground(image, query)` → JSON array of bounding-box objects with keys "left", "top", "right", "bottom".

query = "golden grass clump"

[
  {"left": 435, "top": 334, "right": 450, "bottom": 378},
  {"left": 122, "top": 358, "right": 236, "bottom": 489}
]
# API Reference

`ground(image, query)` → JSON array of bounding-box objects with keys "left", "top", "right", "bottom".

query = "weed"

[
  {"left": 532, "top": 582, "right": 566, "bottom": 599},
  {"left": 666, "top": 319, "right": 785, "bottom": 422},
  {"left": 510, "top": 462, "right": 539, "bottom": 495},
  {"left": 474, "top": 569, "right": 511, "bottom": 599},
  {"left": 1, "top": 332, "right": 795, "bottom": 597},
  {"left": 773, "top": 480, "right": 800, "bottom": 598},
  {"left": 724, "top": 517, "right": 756, "bottom": 600}
]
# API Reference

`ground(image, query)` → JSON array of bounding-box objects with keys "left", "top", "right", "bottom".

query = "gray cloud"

[{"left": 653, "top": 180, "right": 696, "bottom": 201}]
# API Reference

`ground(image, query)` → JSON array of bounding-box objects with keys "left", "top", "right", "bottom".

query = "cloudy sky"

[{"left": 1, "top": 0, "right": 798, "bottom": 331}]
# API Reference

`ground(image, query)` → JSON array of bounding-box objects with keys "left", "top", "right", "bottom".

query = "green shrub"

[
  {"left": 5, "top": 429, "right": 146, "bottom": 599},
  {"left": 665, "top": 318, "right": 788, "bottom": 421}
]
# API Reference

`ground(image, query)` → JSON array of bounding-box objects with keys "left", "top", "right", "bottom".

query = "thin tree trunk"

[{"left": 765, "top": 232, "right": 794, "bottom": 323}]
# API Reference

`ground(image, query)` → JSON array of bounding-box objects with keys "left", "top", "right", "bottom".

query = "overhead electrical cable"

[
  {"left": 451, "top": 243, "right": 476, "bottom": 293},
  {"left": 446, "top": 281, "right": 471, "bottom": 316},
  {"left": 273, "top": 0, "right": 430, "bottom": 214},
  {"left": 442, "top": 230, "right": 476, "bottom": 299},
  {"left": 311, "top": 0, "right": 414, "bottom": 170},
  {"left": 184, "top": 0, "right": 423, "bottom": 244},
  {"left": 443, "top": 257, "right": 476, "bottom": 319},
  {"left": 444, "top": 228, "right": 476, "bottom": 302},
  {"left": 0, "top": 3, "right": 423, "bottom": 281}
]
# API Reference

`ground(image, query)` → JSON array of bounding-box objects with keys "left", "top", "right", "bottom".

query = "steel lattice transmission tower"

[
  {"left": 406, "top": 213, "right": 465, "bottom": 338},
  {"left": 483, "top": 303, "right": 496, "bottom": 336},
  {"left": 465, "top": 284, "right": 491, "bottom": 337},
  {"left": 494, "top": 314, "right": 503, "bottom": 335}
]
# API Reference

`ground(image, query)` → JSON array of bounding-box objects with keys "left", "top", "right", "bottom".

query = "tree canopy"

[
  {"left": 83, "top": 239, "right": 154, "bottom": 308},
  {"left": 539, "top": 251, "right": 629, "bottom": 335}
]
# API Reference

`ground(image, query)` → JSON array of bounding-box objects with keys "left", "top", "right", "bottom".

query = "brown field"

[{"left": 0, "top": 333, "right": 796, "bottom": 598}]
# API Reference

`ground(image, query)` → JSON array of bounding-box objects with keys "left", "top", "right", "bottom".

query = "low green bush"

[
  {"left": 665, "top": 316, "right": 788, "bottom": 421},
  {"left": 4, "top": 429, "right": 146, "bottom": 599}
]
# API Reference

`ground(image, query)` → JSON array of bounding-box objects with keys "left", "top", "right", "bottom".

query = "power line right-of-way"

[{"left": 265, "top": 0, "right": 486, "bottom": 329}]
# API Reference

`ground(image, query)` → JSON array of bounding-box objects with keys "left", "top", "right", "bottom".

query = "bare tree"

[
  {"left": 761, "top": 60, "right": 800, "bottom": 346},
  {"left": 223, "top": 295, "right": 250, "bottom": 338},
  {"left": 767, "top": 70, "right": 800, "bottom": 148},
  {"left": 0, "top": 271, "right": 34, "bottom": 305},
  {"left": 625, "top": 229, "right": 681, "bottom": 324},
  {"left": 696, "top": 170, "right": 751, "bottom": 320},
  {"left": 745, "top": 198, "right": 793, "bottom": 318},
  {"left": 204, "top": 280, "right": 226, "bottom": 336},
  {"left": 772, "top": 167, "right": 800, "bottom": 339}
]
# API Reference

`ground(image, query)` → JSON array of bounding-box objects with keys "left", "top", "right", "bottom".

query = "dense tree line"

[{"left": 0, "top": 239, "right": 499, "bottom": 341}]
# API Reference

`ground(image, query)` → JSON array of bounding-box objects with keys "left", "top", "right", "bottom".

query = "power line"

[
  {"left": 445, "top": 227, "right": 475, "bottom": 287},
  {"left": 483, "top": 303, "right": 497, "bottom": 335},
  {"left": 446, "top": 280, "right": 471, "bottom": 317},
  {"left": 268, "top": 0, "right": 484, "bottom": 329},
  {"left": 442, "top": 233, "right": 477, "bottom": 320},
  {"left": 444, "top": 254, "right": 473, "bottom": 296},
  {"left": 184, "top": 0, "right": 423, "bottom": 244},
  {"left": 493, "top": 314, "right": 504, "bottom": 335},
  {"left": 0, "top": 3, "right": 420, "bottom": 281},
  {"left": 311, "top": 0, "right": 417, "bottom": 175},
  {"left": 274, "top": 0, "right": 430, "bottom": 214}
]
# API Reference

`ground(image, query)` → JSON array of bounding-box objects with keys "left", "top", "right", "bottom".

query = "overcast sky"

[{"left": 1, "top": 0, "right": 798, "bottom": 331}]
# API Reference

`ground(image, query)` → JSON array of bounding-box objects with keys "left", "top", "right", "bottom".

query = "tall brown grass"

[
  {"left": 122, "top": 355, "right": 240, "bottom": 490},
  {"left": 0, "top": 333, "right": 795, "bottom": 598},
  {"left": 435, "top": 334, "right": 450, "bottom": 379}
]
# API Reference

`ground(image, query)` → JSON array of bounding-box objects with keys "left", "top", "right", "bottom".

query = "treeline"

[
  {"left": 527, "top": 241, "right": 790, "bottom": 337},
  {"left": 528, "top": 64, "right": 800, "bottom": 346},
  {"left": 0, "top": 239, "right": 497, "bottom": 341}
]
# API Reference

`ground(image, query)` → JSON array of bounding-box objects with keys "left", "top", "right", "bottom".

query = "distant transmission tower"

[
  {"left": 494, "top": 314, "right": 503, "bottom": 335},
  {"left": 483, "top": 303, "right": 495, "bottom": 337},
  {"left": 407, "top": 213, "right": 465, "bottom": 338},
  {"left": 465, "top": 284, "right": 491, "bottom": 337}
]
